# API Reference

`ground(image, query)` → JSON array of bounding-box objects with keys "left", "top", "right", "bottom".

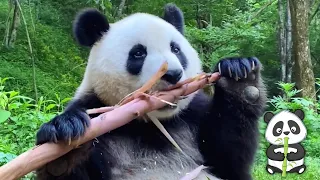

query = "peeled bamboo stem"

[{"left": 0, "top": 70, "right": 220, "bottom": 180}]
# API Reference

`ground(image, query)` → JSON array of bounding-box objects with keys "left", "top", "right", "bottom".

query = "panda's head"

[
  {"left": 72, "top": 4, "right": 202, "bottom": 119},
  {"left": 264, "top": 109, "right": 307, "bottom": 145}
]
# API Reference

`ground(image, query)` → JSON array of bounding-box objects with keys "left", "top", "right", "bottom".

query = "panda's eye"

[
  {"left": 172, "top": 46, "right": 180, "bottom": 54},
  {"left": 276, "top": 128, "right": 282, "bottom": 133},
  {"left": 134, "top": 50, "right": 144, "bottom": 58},
  {"left": 170, "top": 42, "right": 180, "bottom": 54},
  {"left": 129, "top": 44, "right": 147, "bottom": 59},
  {"left": 273, "top": 121, "right": 283, "bottom": 136},
  {"left": 288, "top": 120, "right": 300, "bottom": 134}
]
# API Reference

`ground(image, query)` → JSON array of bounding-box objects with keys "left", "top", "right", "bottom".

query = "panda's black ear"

[
  {"left": 73, "top": 8, "right": 110, "bottom": 47},
  {"left": 294, "top": 109, "right": 305, "bottom": 120},
  {"left": 163, "top": 3, "right": 184, "bottom": 34},
  {"left": 264, "top": 112, "right": 274, "bottom": 123}
]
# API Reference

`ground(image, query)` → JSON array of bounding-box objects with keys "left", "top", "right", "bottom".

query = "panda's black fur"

[
  {"left": 73, "top": 8, "right": 110, "bottom": 47},
  {"left": 35, "top": 4, "right": 267, "bottom": 180}
]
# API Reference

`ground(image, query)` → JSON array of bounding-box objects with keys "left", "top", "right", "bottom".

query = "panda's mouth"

[
  {"left": 158, "top": 103, "right": 178, "bottom": 111},
  {"left": 148, "top": 80, "right": 183, "bottom": 111},
  {"left": 150, "top": 81, "right": 171, "bottom": 91}
]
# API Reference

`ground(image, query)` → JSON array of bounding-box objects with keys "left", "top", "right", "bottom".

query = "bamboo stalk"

[
  {"left": 282, "top": 137, "right": 289, "bottom": 177},
  {"left": 117, "top": 61, "right": 168, "bottom": 106},
  {"left": 0, "top": 71, "right": 220, "bottom": 180}
]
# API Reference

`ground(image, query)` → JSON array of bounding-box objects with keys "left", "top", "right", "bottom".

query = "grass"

[{"left": 0, "top": 0, "right": 88, "bottom": 100}]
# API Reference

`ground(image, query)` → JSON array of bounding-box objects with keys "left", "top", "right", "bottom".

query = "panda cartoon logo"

[{"left": 264, "top": 109, "right": 307, "bottom": 175}]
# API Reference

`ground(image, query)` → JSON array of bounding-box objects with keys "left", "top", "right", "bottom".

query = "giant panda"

[
  {"left": 35, "top": 3, "right": 267, "bottom": 180},
  {"left": 264, "top": 109, "right": 307, "bottom": 175}
]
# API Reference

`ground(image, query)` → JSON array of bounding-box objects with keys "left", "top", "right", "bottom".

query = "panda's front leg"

[
  {"left": 35, "top": 93, "right": 104, "bottom": 179},
  {"left": 199, "top": 57, "right": 267, "bottom": 180}
]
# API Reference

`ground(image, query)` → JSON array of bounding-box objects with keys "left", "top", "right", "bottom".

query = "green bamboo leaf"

[{"left": 0, "top": 109, "right": 11, "bottom": 123}]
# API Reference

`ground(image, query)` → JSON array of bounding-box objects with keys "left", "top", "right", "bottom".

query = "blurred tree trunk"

[
  {"left": 117, "top": 0, "right": 126, "bottom": 17},
  {"left": 4, "top": 0, "right": 20, "bottom": 48},
  {"left": 278, "top": 0, "right": 286, "bottom": 82},
  {"left": 279, "top": 0, "right": 293, "bottom": 83},
  {"left": 289, "top": 0, "right": 316, "bottom": 100},
  {"left": 286, "top": 0, "right": 293, "bottom": 82}
]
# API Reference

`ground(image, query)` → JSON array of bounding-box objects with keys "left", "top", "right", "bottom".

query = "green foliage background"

[{"left": 0, "top": 0, "right": 320, "bottom": 179}]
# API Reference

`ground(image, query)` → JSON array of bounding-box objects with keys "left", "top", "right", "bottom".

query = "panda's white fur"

[
  {"left": 35, "top": 4, "right": 268, "bottom": 180},
  {"left": 265, "top": 110, "right": 307, "bottom": 174},
  {"left": 75, "top": 13, "right": 202, "bottom": 119}
]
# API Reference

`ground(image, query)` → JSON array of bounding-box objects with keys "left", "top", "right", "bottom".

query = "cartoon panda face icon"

[
  {"left": 265, "top": 110, "right": 307, "bottom": 145},
  {"left": 264, "top": 109, "right": 308, "bottom": 175}
]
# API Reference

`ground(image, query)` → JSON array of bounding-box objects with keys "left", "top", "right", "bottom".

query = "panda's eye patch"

[
  {"left": 288, "top": 120, "right": 300, "bottom": 134},
  {"left": 273, "top": 121, "right": 283, "bottom": 137},
  {"left": 129, "top": 44, "right": 147, "bottom": 59},
  {"left": 127, "top": 44, "right": 147, "bottom": 75},
  {"left": 170, "top": 42, "right": 180, "bottom": 54},
  {"left": 170, "top": 41, "right": 188, "bottom": 69}
]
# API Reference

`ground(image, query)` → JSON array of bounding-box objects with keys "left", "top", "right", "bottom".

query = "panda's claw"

[
  {"left": 53, "top": 135, "right": 58, "bottom": 144},
  {"left": 252, "top": 60, "right": 255, "bottom": 71},
  {"left": 36, "top": 109, "right": 90, "bottom": 145},
  {"left": 243, "top": 67, "right": 247, "bottom": 78},
  {"left": 234, "top": 71, "right": 239, "bottom": 81},
  {"left": 215, "top": 57, "right": 260, "bottom": 81},
  {"left": 228, "top": 67, "right": 232, "bottom": 78}
]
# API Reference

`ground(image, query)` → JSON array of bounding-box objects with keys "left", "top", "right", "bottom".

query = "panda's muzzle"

[
  {"left": 284, "top": 131, "right": 290, "bottom": 135},
  {"left": 161, "top": 69, "right": 183, "bottom": 85}
]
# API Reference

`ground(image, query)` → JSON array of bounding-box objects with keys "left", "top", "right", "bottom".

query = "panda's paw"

[
  {"left": 266, "top": 165, "right": 281, "bottom": 175},
  {"left": 215, "top": 57, "right": 261, "bottom": 82},
  {"left": 36, "top": 109, "right": 90, "bottom": 145},
  {"left": 267, "top": 167, "right": 274, "bottom": 174},
  {"left": 213, "top": 57, "right": 265, "bottom": 103},
  {"left": 298, "top": 165, "right": 306, "bottom": 174}
]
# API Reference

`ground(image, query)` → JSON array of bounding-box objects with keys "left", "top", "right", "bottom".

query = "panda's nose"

[
  {"left": 284, "top": 131, "right": 290, "bottom": 135},
  {"left": 161, "top": 69, "right": 183, "bottom": 84}
]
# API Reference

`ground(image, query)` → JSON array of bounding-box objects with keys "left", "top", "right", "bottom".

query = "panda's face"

[
  {"left": 265, "top": 111, "right": 307, "bottom": 145},
  {"left": 73, "top": 5, "right": 202, "bottom": 119}
]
